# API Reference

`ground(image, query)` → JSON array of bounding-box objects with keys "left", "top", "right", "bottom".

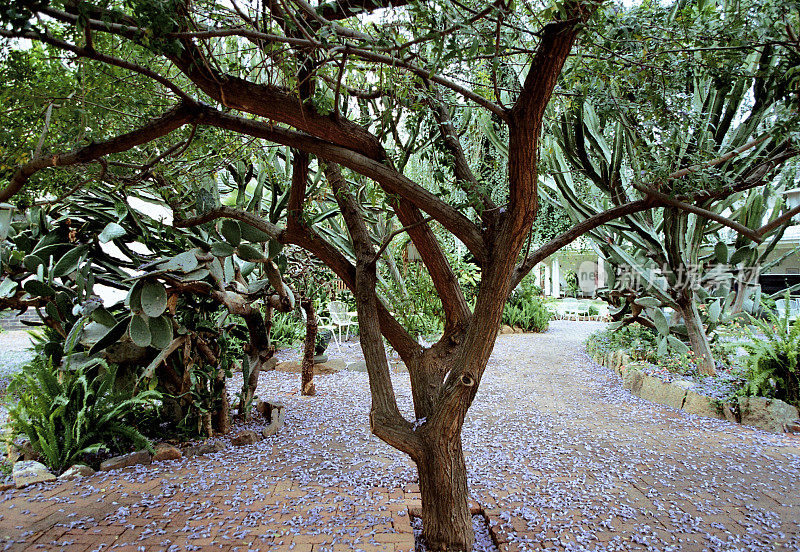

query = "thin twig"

[{"left": 371, "top": 216, "right": 434, "bottom": 264}]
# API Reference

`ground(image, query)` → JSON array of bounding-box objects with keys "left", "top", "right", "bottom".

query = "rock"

[
  {"left": 722, "top": 403, "right": 738, "bottom": 423},
  {"left": 622, "top": 366, "right": 645, "bottom": 394},
  {"left": 59, "top": 464, "right": 95, "bottom": 480},
  {"left": 639, "top": 376, "right": 687, "bottom": 410},
  {"left": 512, "top": 326, "right": 524, "bottom": 334},
  {"left": 785, "top": 420, "right": 800, "bottom": 434},
  {"left": 12, "top": 460, "right": 55, "bottom": 488},
  {"left": 7, "top": 440, "right": 39, "bottom": 464},
  {"left": 313, "top": 354, "right": 328, "bottom": 364},
  {"left": 498, "top": 325, "right": 514, "bottom": 335},
  {"left": 0, "top": 481, "right": 14, "bottom": 492},
  {"left": 152, "top": 443, "right": 182, "bottom": 462},
  {"left": 255, "top": 399, "right": 271, "bottom": 418},
  {"left": 346, "top": 361, "right": 368, "bottom": 372},
  {"left": 262, "top": 401, "right": 287, "bottom": 437},
  {"left": 231, "top": 430, "right": 260, "bottom": 446},
  {"left": 325, "top": 359, "right": 346, "bottom": 371},
  {"left": 672, "top": 379, "right": 695, "bottom": 391},
  {"left": 681, "top": 390, "right": 724, "bottom": 419},
  {"left": 183, "top": 442, "right": 226, "bottom": 458},
  {"left": 5, "top": 445, "right": 19, "bottom": 465},
  {"left": 738, "top": 396, "right": 800, "bottom": 434},
  {"left": 99, "top": 450, "right": 152, "bottom": 471}
]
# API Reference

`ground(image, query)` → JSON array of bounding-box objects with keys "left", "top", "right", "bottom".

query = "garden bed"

[{"left": 591, "top": 349, "right": 800, "bottom": 434}]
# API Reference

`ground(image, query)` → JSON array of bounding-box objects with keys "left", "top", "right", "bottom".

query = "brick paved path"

[{"left": 1, "top": 321, "right": 799, "bottom": 551}]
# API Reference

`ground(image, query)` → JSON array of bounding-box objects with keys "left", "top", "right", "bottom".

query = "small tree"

[
  {"left": 544, "top": 2, "right": 800, "bottom": 374},
  {"left": 2, "top": 1, "right": 799, "bottom": 548}
]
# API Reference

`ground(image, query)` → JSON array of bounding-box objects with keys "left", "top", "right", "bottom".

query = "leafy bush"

[
  {"left": 586, "top": 323, "right": 659, "bottom": 363},
  {"left": 271, "top": 311, "right": 305, "bottom": 347},
  {"left": 502, "top": 296, "right": 551, "bottom": 333},
  {"left": 7, "top": 357, "right": 160, "bottom": 473},
  {"left": 739, "top": 298, "right": 800, "bottom": 408}
]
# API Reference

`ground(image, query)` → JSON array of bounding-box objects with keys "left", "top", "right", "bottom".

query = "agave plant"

[{"left": 542, "top": 43, "right": 800, "bottom": 375}]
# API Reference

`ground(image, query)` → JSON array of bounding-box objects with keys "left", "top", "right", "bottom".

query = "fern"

[
  {"left": 7, "top": 357, "right": 160, "bottom": 473},
  {"left": 740, "top": 293, "right": 800, "bottom": 408},
  {"left": 502, "top": 296, "right": 552, "bottom": 333}
]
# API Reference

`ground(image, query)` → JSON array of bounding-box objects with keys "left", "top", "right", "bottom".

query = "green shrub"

[
  {"left": 271, "top": 311, "right": 305, "bottom": 347},
  {"left": 586, "top": 323, "right": 659, "bottom": 362},
  {"left": 502, "top": 296, "right": 552, "bottom": 333},
  {"left": 739, "top": 297, "right": 800, "bottom": 408},
  {"left": 7, "top": 357, "right": 160, "bottom": 473}
]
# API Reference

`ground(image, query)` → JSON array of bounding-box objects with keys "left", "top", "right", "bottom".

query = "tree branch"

[
  {"left": 324, "top": 163, "right": 421, "bottom": 456},
  {"left": 512, "top": 198, "right": 655, "bottom": 288},
  {"left": 195, "top": 106, "right": 488, "bottom": 263},
  {"left": 426, "top": 84, "right": 496, "bottom": 219},
  {"left": 633, "top": 182, "right": 764, "bottom": 243},
  {"left": 0, "top": 102, "right": 197, "bottom": 203}
]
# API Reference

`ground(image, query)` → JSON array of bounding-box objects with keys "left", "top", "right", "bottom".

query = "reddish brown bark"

[{"left": 300, "top": 298, "right": 317, "bottom": 396}]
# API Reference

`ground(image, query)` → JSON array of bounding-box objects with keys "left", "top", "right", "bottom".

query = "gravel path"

[
  {"left": 0, "top": 331, "right": 35, "bottom": 374},
  {"left": 1, "top": 320, "right": 799, "bottom": 552},
  {"left": 0, "top": 331, "right": 35, "bottom": 407},
  {"left": 467, "top": 321, "right": 800, "bottom": 551}
]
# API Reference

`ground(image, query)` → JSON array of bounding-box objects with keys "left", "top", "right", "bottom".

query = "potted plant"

[{"left": 314, "top": 329, "right": 333, "bottom": 364}]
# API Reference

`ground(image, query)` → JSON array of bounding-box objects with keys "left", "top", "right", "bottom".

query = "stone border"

[{"left": 591, "top": 350, "right": 800, "bottom": 435}]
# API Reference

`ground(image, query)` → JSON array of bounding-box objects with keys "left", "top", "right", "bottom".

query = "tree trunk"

[
  {"left": 301, "top": 298, "right": 317, "bottom": 396},
  {"left": 417, "top": 434, "right": 472, "bottom": 551},
  {"left": 239, "top": 304, "right": 275, "bottom": 416},
  {"left": 213, "top": 368, "right": 231, "bottom": 434},
  {"left": 676, "top": 296, "right": 716, "bottom": 375}
]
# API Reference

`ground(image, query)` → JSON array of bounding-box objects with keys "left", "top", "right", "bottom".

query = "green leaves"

[
  {"left": 148, "top": 315, "right": 173, "bottom": 349},
  {"left": 240, "top": 222, "right": 271, "bottom": 243},
  {"left": 210, "top": 242, "right": 235, "bottom": 257},
  {"left": 653, "top": 308, "right": 669, "bottom": 336},
  {"left": 159, "top": 251, "right": 199, "bottom": 273},
  {"left": 128, "top": 315, "right": 152, "bottom": 348},
  {"left": 220, "top": 220, "right": 241, "bottom": 247},
  {"left": 634, "top": 297, "right": 661, "bottom": 308},
  {"left": 24, "top": 279, "right": 55, "bottom": 297},
  {"left": 236, "top": 243, "right": 266, "bottom": 262},
  {"left": 7, "top": 357, "right": 158, "bottom": 473},
  {"left": 98, "top": 222, "right": 126, "bottom": 244},
  {"left": 666, "top": 335, "right": 690, "bottom": 355},
  {"left": 714, "top": 242, "right": 729, "bottom": 264},
  {"left": 141, "top": 281, "right": 168, "bottom": 318},
  {"left": 52, "top": 245, "right": 89, "bottom": 278}
]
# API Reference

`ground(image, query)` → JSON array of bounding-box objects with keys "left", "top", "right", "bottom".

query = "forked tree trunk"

[
  {"left": 300, "top": 298, "right": 317, "bottom": 396},
  {"left": 676, "top": 295, "right": 716, "bottom": 375},
  {"left": 417, "top": 434, "right": 472, "bottom": 551}
]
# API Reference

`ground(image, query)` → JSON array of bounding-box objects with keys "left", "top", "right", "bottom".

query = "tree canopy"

[{"left": 2, "top": 0, "right": 799, "bottom": 549}]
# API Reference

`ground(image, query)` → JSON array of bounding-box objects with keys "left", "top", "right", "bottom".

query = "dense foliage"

[
  {"left": 503, "top": 278, "right": 551, "bottom": 333},
  {"left": 740, "top": 297, "right": 800, "bottom": 408},
  {"left": 8, "top": 357, "right": 159, "bottom": 473},
  {"left": 544, "top": 0, "right": 800, "bottom": 375}
]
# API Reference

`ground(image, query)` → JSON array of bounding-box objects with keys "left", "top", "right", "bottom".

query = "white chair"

[
  {"left": 790, "top": 299, "right": 800, "bottom": 322},
  {"left": 323, "top": 300, "right": 357, "bottom": 352},
  {"left": 775, "top": 299, "right": 787, "bottom": 320}
]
